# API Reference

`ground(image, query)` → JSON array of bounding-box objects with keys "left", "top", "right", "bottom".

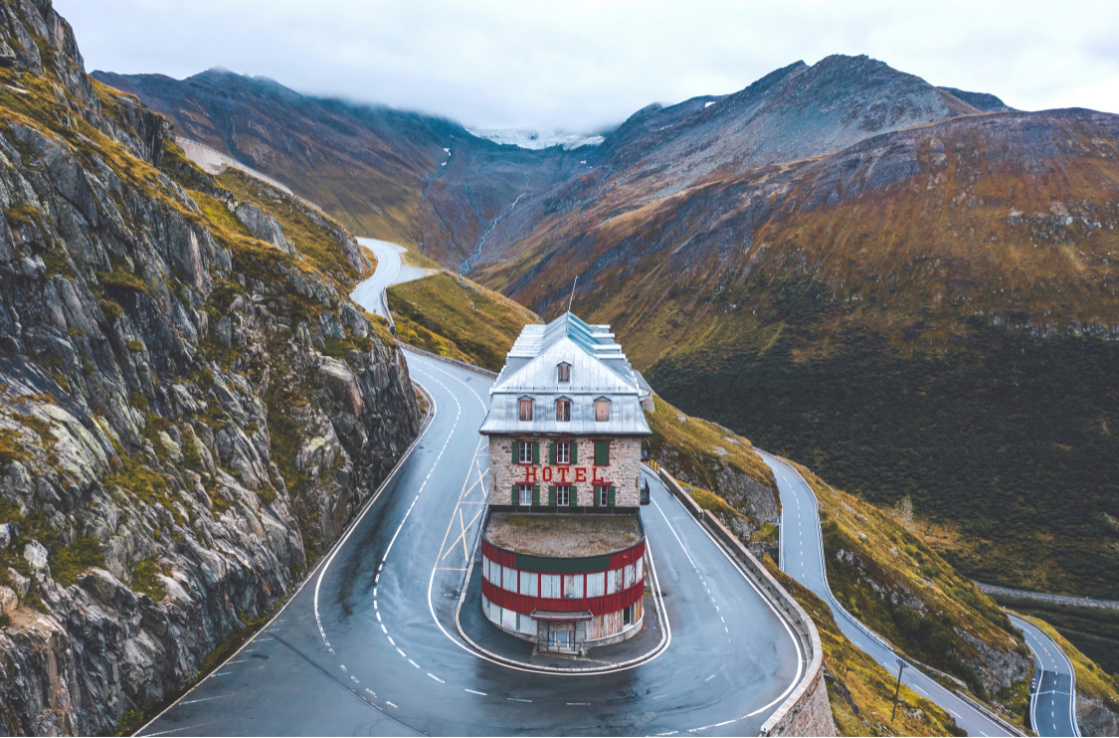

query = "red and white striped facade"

[{"left": 480, "top": 533, "right": 645, "bottom": 648}]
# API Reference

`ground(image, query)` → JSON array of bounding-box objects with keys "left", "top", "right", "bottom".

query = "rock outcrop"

[
  {"left": 1077, "top": 695, "right": 1119, "bottom": 737},
  {"left": 0, "top": 1, "right": 420, "bottom": 734}
]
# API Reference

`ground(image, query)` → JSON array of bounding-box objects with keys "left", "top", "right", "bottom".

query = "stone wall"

[{"left": 489, "top": 436, "right": 642, "bottom": 508}]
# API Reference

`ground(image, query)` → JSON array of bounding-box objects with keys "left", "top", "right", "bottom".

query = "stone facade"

[{"left": 490, "top": 436, "right": 642, "bottom": 509}]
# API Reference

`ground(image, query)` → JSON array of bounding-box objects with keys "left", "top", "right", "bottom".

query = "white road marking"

[
  {"left": 141, "top": 725, "right": 206, "bottom": 737},
  {"left": 388, "top": 635, "right": 395, "bottom": 646},
  {"left": 465, "top": 688, "right": 487, "bottom": 696},
  {"left": 386, "top": 701, "right": 398, "bottom": 709},
  {"left": 409, "top": 659, "right": 421, "bottom": 669},
  {"left": 705, "top": 674, "right": 715, "bottom": 682},
  {"left": 508, "top": 697, "right": 533, "bottom": 703},
  {"left": 179, "top": 695, "right": 227, "bottom": 706},
  {"left": 340, "top": 664, "right": 347, "bottom": 672},
  {"left": 380, "top": 623, "right": 387, "bottom": 634},
  {"left": 351, "top": 676, "right": 360, "bottom": 684},
  {"left": 396, "top": 647, "right": 407, "bottom": 658},
  {"left": 428, "top": 672, "right": 445, "bottom": 683}
]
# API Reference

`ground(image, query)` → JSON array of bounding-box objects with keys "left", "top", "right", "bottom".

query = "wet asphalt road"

[
  {"left": 139, "top": 354, "right": 805, "bottom": 736},
  {"left": 1011, "top": 615, "right": 1079, "bottom": 737}
]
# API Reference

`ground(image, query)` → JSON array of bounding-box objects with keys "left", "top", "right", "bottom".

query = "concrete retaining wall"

[{"left": 654, "top": 466, "right": 837, "bottom": 737}]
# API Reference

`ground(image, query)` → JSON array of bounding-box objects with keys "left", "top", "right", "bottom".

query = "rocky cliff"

[{"left": 0, "top": 1, "right": 419, "bottom": 733}]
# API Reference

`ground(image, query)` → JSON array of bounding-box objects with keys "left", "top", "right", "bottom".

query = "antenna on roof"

[{"left": 567, "top": 276, "right": 578, "bottom": 314}]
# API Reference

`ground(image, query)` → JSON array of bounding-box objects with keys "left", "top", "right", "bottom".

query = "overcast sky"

[{"left": 54, "top": 0, "right": 1119, "bottom": 133}]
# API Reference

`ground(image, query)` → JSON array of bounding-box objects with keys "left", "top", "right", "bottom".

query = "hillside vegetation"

[
  {"left": 387, "top": 270, "right": 539, "bottom": 372},
  {"left": 788, "top": 461, "right": 1033, "bottom": 721},
  {"left": 767, "top": 562, "right": 965, "bottom": 736}
]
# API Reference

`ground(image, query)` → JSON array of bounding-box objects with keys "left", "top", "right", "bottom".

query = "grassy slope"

[
  {"left": 789, "top": 461, "right": 1033, "bottom": 721},
  {"left": 766, "top": 561, "right": 965, "bottom": 736},
  {"left": 477, "top": 113, "right": 1119, "bottom": 603},
  {"left": 387, "top": 270, "right": 539, "bottom": 372}
]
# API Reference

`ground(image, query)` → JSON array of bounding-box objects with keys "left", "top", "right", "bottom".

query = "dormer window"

[
  {"left": 556, "top": 397, "right": 571, "bottom": 422},
  {"left": 595, "top": 397, "right": 611, "bottom": 422},
  {"left": 519, "top": 396, "right": 534, "bottom": 421},
  {"left": 557, "top": 362, "right": 571, "bottom": 383}
]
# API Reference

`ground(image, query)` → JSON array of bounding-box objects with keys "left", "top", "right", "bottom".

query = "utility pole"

[{"left": 891, "top": 659, "right": 908, "bottom": 723}]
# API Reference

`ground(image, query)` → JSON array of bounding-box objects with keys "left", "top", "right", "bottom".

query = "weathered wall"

[{"left": 489, "top": 436, "right": 642, "bottom": 507}]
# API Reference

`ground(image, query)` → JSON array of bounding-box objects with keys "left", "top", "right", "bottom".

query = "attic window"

[
  {"left": 519, "top": 397, "right": 534, "bottom": 421},
  {"left": 557, "top": 362, "right": 571, "bottom": 383},
  {"left": 595, "top": 397, "right": 610, "bottom": 422},
  {"left": 556, "top": 397, "right": 571, "bottom": 422}
]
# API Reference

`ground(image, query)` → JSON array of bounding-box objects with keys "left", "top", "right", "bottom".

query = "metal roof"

[{"left": 480, "top": 313, "right": 651, "bottom": 436}]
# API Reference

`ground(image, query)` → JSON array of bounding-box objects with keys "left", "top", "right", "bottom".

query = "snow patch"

[
  {"left": 705, "top": 101, "right": 716, "bottom": 108},
  {"left": 467, "top": 128, "right": 604, "bottom": 151}
]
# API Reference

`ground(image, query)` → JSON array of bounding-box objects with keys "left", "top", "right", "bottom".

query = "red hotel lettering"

[
  {"left": 592, "top": 467, "right": 606, "bottom": 484},
  {"left": 575, "top": 468, "right": 587, "bottom": 483},
  {"left": 542, "top": 467, "right": 553, "bottom": 482},
  {"left": 558, "top": 467, "right": 570, "bottom": 483},
  {"left": 523, "top": 466, "right": 537, "bottom": 483}
]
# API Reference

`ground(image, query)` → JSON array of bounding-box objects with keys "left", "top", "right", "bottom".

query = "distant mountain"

[
  {"left": 937, "top": 86, "right": 1017, "bottom": 112},
  {"left": 102, "top": 55, "right": 1119, "bottom": 598},
  {"left": 465, "top": 57, "right": 1119, "bottom": 598},
  {"left": 92, "top": 69, "right": 586, "bottom": 270}
]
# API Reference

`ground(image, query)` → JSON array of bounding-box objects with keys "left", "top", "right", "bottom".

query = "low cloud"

[{"left": 56, "top": 0, "right": 1119, "bottom": 132}]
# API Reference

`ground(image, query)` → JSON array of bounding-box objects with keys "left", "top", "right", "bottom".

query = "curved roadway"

[
  {"left": 138, "top": 261, "right": 807, "bottom": 737},
  {"left": 1010, "top": 615, "right": 1079, "bottom": 737},
  {"left": 763, "top": 450, "right": 1080, "bottom": 737}
]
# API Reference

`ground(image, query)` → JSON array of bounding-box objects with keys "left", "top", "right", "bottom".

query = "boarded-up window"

[
  {"left": 557, "top": 363, "right": 570, "bottom": 382},
  {"left": 501, "top": 606, "right": 516, "bottom": 631},
  {"left": 586, "top": 571, "right": 606, "bottom": 597},
  {"left": 541, "top": 574, "right": 561, "bottom": 598},
  {"left": 503, "top": 565, "right": 518, "bottom": 592},
  {"left": 636, "top": 557, "right": 644, "bottom": 583},
  {"left": 607, "top": 568, "right": 624, "bottom": 595},
  {"left": 595, "top": 398, "right": 610, "bottom": 421},
  {"left": 556, "top": 398, "right": 571, "bottom": 422},
  {"left": 519, "top": 397, "right": 533, "bottom": 421},
  {"left": 564, "top": 574, "right": 584, "bottom": 599},
  {"left": 624, "top": 563, "right": 636, "bottom": 589},
  {"left": 482, "top": 556, "right": 491, "bottom": 582}
]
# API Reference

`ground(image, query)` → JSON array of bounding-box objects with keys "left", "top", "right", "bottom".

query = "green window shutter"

[
  {"left": 548, "top": 485, "right": 556, "bottom": 506},
  {"left": 511, "top": 484, "right": 519, "bottom": 506},
  {"left": 593, "top": 485, "right": 599, "bottom": 508},
  {"left": 511, "top": 441, "right": 519, "bottom": 464},
  {"left": 532, "top": 484, "right": 540, "bottom": 507},
  {"left": 549, "top": 442, "right": 556, "bottom": 465},
  {"left": 532, "top": 442, "right": 540, "bottom": 465},
  {"left": 595, "top": 441, "right": 609, "bottom": 465},
  {"left": 609, "top": 485, "right": 616, "bottom": 507},
  {"left": 570, "top": 441, "right": 578, "bottom": 465},
  {"left": 571, "top": 485, "right": 578, "bottom": 506}
]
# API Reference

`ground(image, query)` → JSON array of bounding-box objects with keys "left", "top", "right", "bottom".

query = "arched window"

[
  {"left": 557, "top": 362, "right": 571, "bottom": 383},
  {"left": 519, "top": 396, "right": 534, "bottom": 421},
  {"left": 555, "top": 397, "right": 571, "bottom": 422},
  {"left": 595, "top": 396, "right": 610, "bottom": 422}
]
